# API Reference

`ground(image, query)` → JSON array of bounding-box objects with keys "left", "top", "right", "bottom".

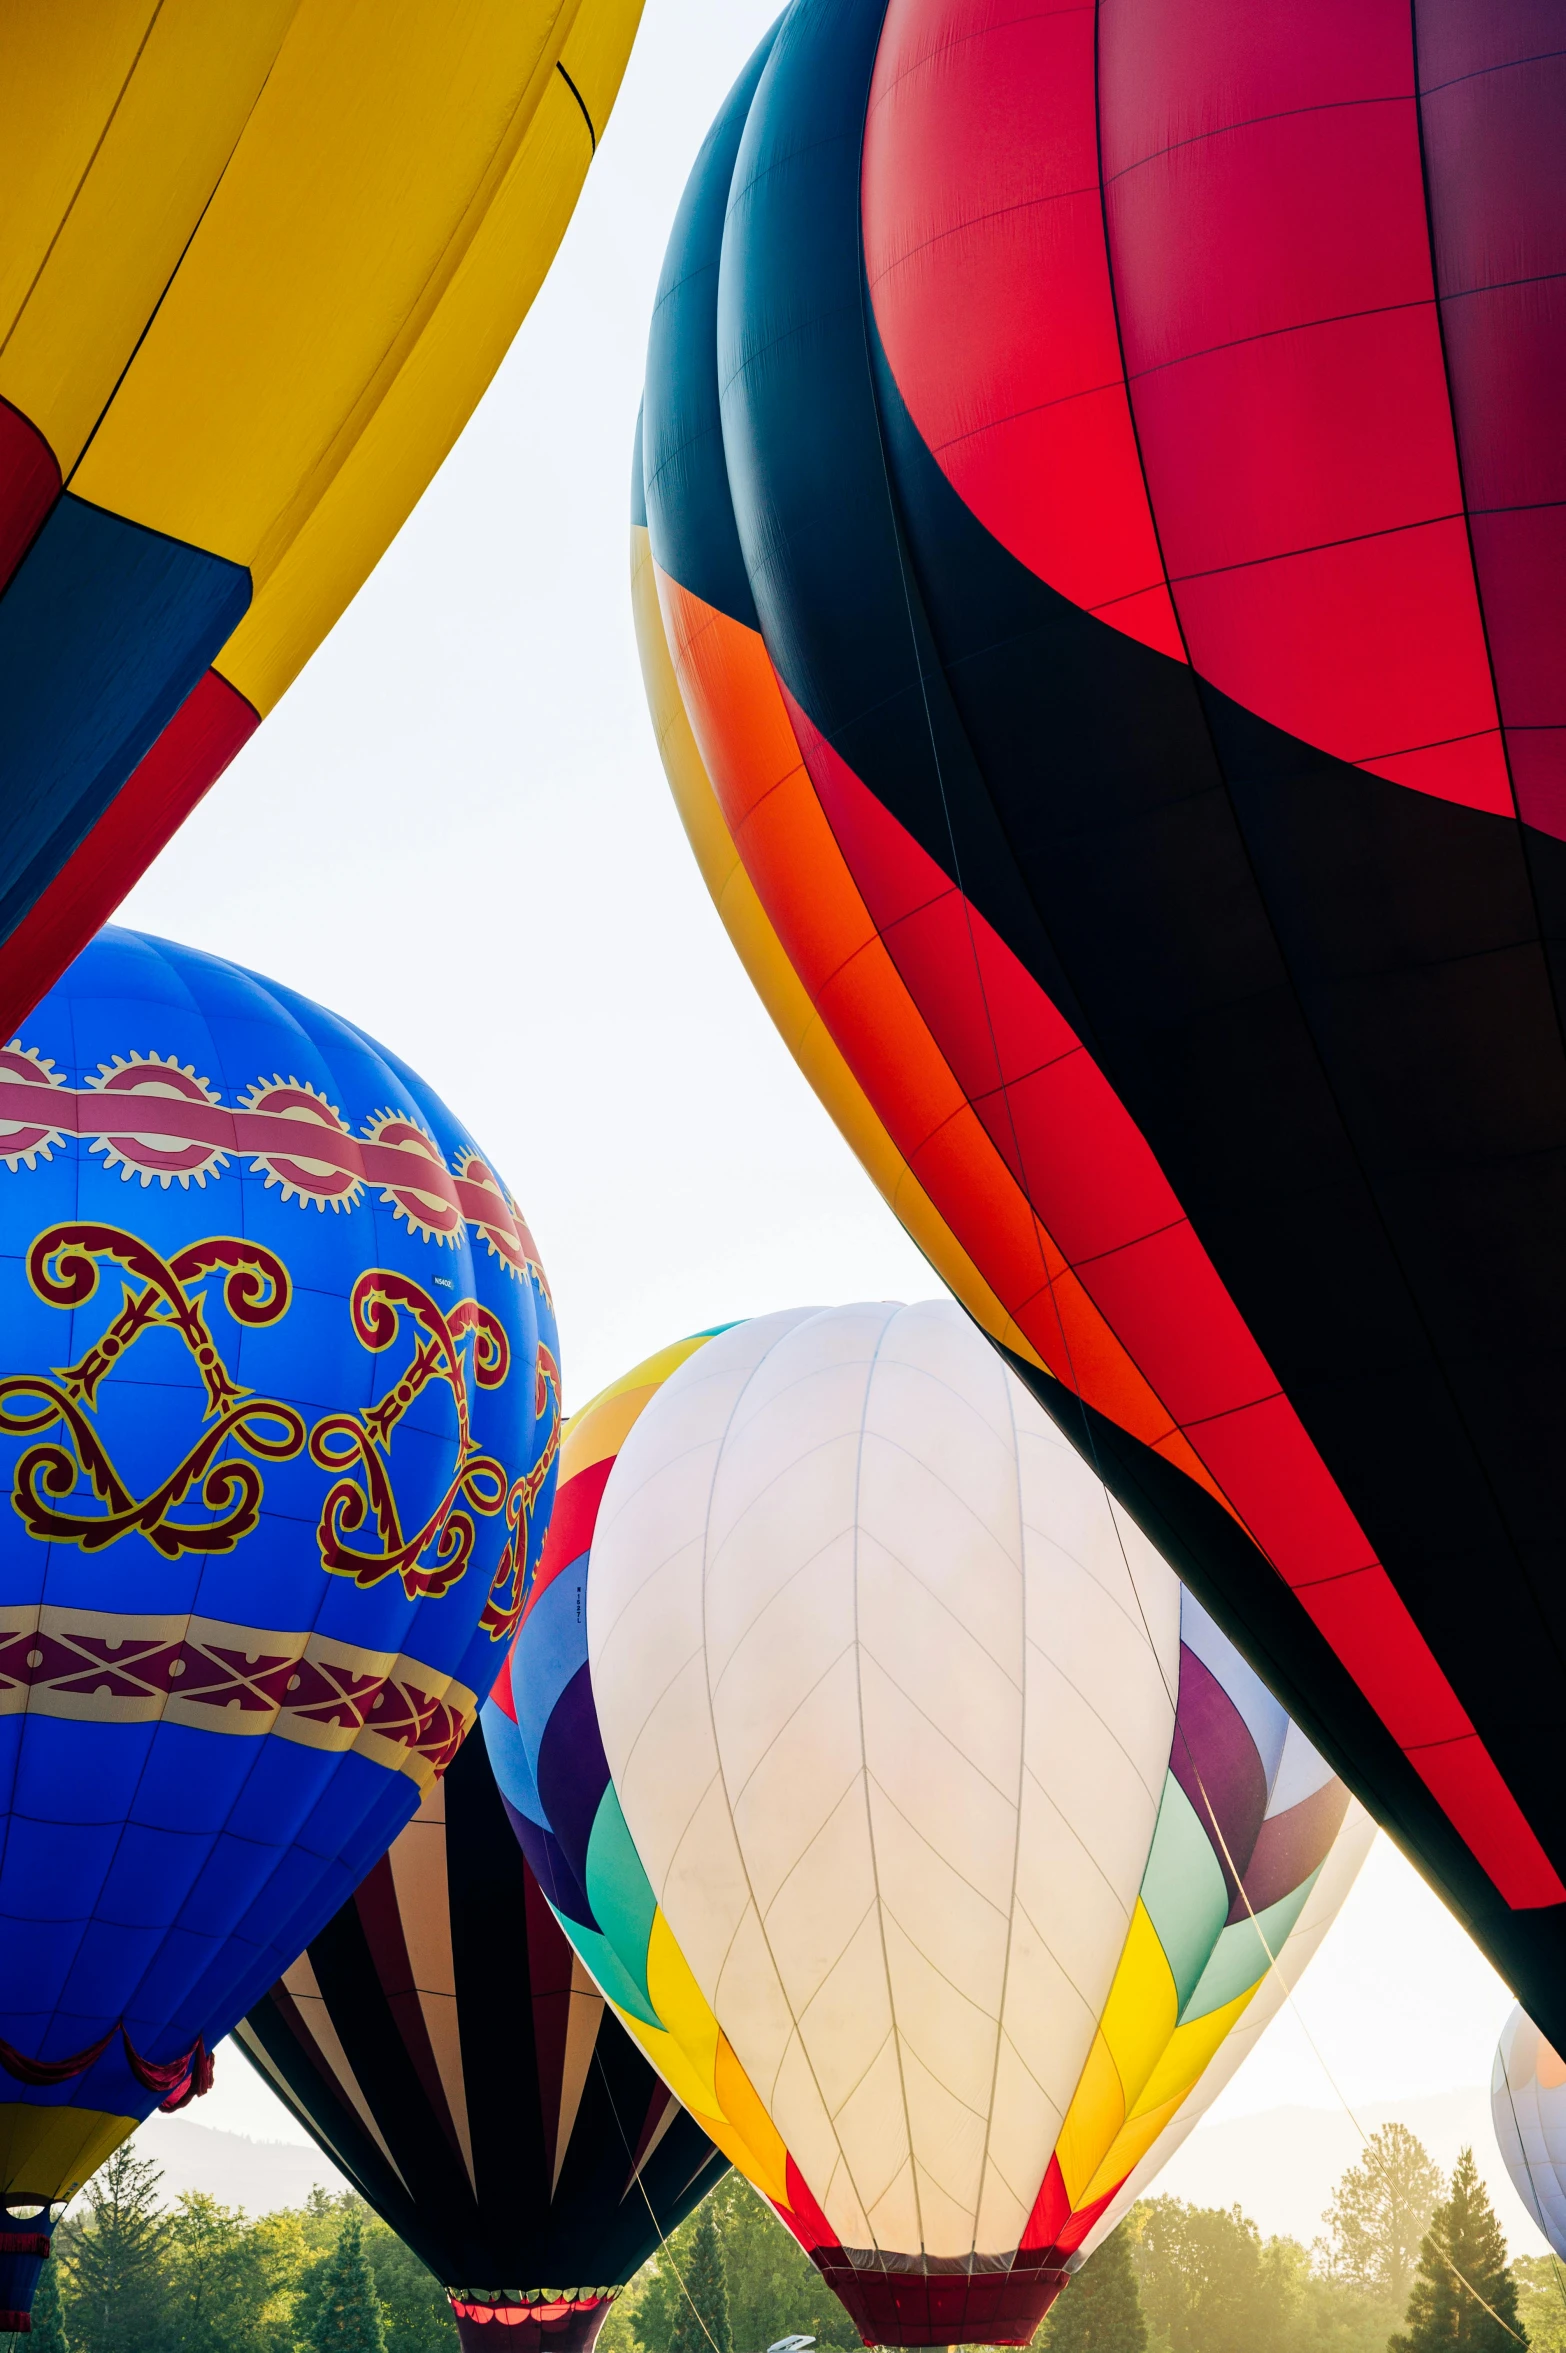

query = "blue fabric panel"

[{"left": 0, "top": 497, "right": 251, "bottom": 941}]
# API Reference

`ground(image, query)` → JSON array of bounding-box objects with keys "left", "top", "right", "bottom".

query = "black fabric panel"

[
  {"left": 704, "top": 0, "right": 1566, "bottom": 2011},
  {"left": 1001, "top": 1342, "right": 1566, "bottom": 2040},
  {"left": 642, "top": 17, "right": 780, "bottom": 630},
  {"left": 241, "top": 1735, "right": 725, "bottom": 2292}
]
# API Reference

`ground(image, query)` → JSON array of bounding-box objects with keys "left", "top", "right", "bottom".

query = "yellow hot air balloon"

[{"left": 0, "top": 0, "right": 639, "bottom": 1033}]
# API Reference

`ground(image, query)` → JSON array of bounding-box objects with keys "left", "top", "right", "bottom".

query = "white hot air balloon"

[
  {"left": 1494, "top": 2006, "right": 1566, "bottom": 2256},
  {"left": 486, "top": 1302, "right": 1374, "bottom": 2346}
]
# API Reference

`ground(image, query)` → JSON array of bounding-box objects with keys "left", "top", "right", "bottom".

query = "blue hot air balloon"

[{"left": 0, "top": 927, "right": 558, "bottom": 2331}]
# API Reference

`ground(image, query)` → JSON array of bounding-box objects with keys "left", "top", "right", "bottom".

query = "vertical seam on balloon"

[
  {"left": 0, "top": 1, "right": 170, "bottom": 368},
  {"left": 61, "top": 21, "right": 298, "bottom": 494},
  {"left": 967, "top": 1343, "right": 1033, "bottom": 2264},
  {"left": 687, "top": 1308, "right": 893, "bottom": 2259},
  {"left": 1407, "top": 0, "right": 1522, "bottom": 831},
  {"left": 1407, "top": 3, "right": 1566, "bottom": 1154},
  {"left": 846, "top": 1303, "right": 928, "bottom": 2269},
  {"left": 1079, "top": 1, "right": 1566, "bottom": 1813},
  {"left": 555, "top": 60, "right": 597, "bottom": 151},
  {"left": 1089, "top": 0, "right": 1192, "bottom": 669}
]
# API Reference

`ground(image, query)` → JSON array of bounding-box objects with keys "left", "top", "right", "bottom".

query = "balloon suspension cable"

[
  {"left": 855, "top": 252, "right": 1524, "bottom": 2346},
  {"left": 590, "top": 2042, "right": 727, "bottom": 2353},
  {"left": 1496, "top": 2060, "right": 1566, "bottom": 2318}
]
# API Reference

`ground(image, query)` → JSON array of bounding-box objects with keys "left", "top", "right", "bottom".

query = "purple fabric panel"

[
  {"left": 1228, "top": 1776, "right": 1352, "bottom": 1923},
  {"left": 1170, "top": 1641, "right": 1268, "bottom": 1898},
  {"left": 1416, "top": 2, "right": 1566, "bottom": 833}
]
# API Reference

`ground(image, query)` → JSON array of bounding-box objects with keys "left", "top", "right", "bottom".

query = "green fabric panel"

[
  {"left": 1138, "top": 1774, "right": 1230, "bottom": 2012},
  {"left": 1177, "top": 1867, "right": 1322, "bottom": 2024},
  {"left": 582, "top": 1785, "right": 660, "bottom": 2022}
]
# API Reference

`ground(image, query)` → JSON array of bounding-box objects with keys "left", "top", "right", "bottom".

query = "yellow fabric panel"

[
  {"left": 1053, "top": 2028, "right": 1126, "bottom": 2209},
  {"left": 631, "top": 524, "right": 1044, "bottom": 1374},
  {"left": 558, "top": 1334, "right": 717, "bottom": 1481},
  {"left": 71, "top": 0, "right": 637, "bottom": 580},
  {"left": 1074, "top": 1981, "right": 1261, "bottom": 2211},
  {"left": 629, "top": 1906, "right": 791, "bottom": 2202},
  {"left": 216, "top": 1, "right": 639, "bottom": 711},
  {"left": 0, "top": 2102, "right": 136, "bottom": 2201},
  {"left": 1095, "top": 1899, "right": 1181, "bottom": 2122},
  {"left": 1128, "top": 1979, "right": 1260, "bottom": 2123},
  {"left": 0, "top": 1, "right": 298, "bottom": 471}
]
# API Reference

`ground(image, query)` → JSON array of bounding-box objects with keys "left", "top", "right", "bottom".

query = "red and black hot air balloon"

[
  {"left": 238, "top": 1731, "right": 725, "bottom": 2353},
  {"left": 633, "top": 0, "right": 1566, "bottom": 2044}
]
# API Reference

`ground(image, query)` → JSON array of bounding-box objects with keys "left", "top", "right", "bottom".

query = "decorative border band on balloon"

[
  {"left": 449, "top": 2292, "right": 617, "bottom": 2320},
  {"left": 0, "top": 1047, "right": 547, "bottom": 1287},
  {"left": 0, "top": 1605, "right": 478, "bottom": 1787}
]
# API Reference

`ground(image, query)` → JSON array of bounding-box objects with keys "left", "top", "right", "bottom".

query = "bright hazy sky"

[{"left": 120, "top": 0, "right": 1539, "bottom": 2246}]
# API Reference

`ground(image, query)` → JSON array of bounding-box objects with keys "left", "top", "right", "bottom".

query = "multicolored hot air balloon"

[
  {"left": 634, "top": 0, "right": 1566, "bottom": 2047},
  {"left": 0, "top": 926, "right": 557, "bottom": 2331},
  {"left": 0, "top": 0, "right": 641, "bottom": 1040},
  {"left": 1493, "top": 2008, "right": 1566, "bottom": 2259},
  {"left": 239, "top": 1714, "right": 726, "bottom": 2353},
  {"left": 485, "top": 1303, "right": 1372, "bottom": 2346}
]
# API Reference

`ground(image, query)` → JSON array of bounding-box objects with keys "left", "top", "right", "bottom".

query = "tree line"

[
  {"left": 15, "top": 2142, "right": 451, "bottom": 2353},
  {"left": 609, "top": 2125, "right": 1554, "bottom": 2353},
  {"left": 14, "top": 2121, "right": 1566, "bottom": 2353}
]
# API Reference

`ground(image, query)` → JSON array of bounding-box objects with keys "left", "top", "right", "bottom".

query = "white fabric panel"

[
  {"left": 589, "top": 1300, "right": 1182, "bottom": 2261},
  {"left": 1493, "top": 2005, "right": 1566, "bottom": 2257},
  {"left": 1074, "top": 1801, "right": 1377, "bottom": 2260}
]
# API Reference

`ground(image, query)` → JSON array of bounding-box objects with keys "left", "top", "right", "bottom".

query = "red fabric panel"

[
  {"left": 0, "top": 666, "right": 256, "bottom": 1043},
  {"left": 527, "top": 1459, "right": 613, "bottom": 1613},
  {"left": 757, "top": 655, "right": 1547, "bottom": 1908},
  {"left": 523, "top": 1857, "right": 578, "bottom": 2191},
  {"left": 1019, "top": 2151, "right": 1071, "bottom": 2253},
  {"left": 1416, "top": 12, "right": 1566, "bottom": 838},
  {"left": 1101, "top": 0, "right": 1504, "bottom": 813},
  {"left": 863, "top": 0, "right": 1180, "bottom": 655},
  {"left": 1408, "top": 1737, "right": 1566, "bottom": 1910},
  {"left": 0, "top": 398, "right": 60, "bottom": 595}
]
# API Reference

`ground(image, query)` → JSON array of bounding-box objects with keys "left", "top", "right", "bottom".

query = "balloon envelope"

[
  {"left": 485, "top": 1303, "right": 1371, "bottom": 2346},
  {"left": 239, "top": 1722, "right": 726, "bottom": 2353},
  {"left": 1493, "top": 2006, "right": 1566, "bottom": 2260},
  {"left": 0, "top": 926, "right": 557, "bottom": 2305},
  {"left": 635, "top": 0, "right": 1566, "bottom": 2048},
  {"left": 0, "top": 0, "right": 640, "bottom": 1036}
]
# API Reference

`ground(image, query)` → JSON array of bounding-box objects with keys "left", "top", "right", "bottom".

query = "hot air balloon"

[
  {"left": 0, "top": 925, "right": 558, "bottom": 2331},
  {"left": 1493, "top": 2008, "right": 1566, "bottom": 2259},
  {"left": 484, "top": 1303, "right": 1372, "bottom": 2346},
  {"left": 0, "top": 0, "right": 641, "bottom": 1042},
  {"left": 634, "top": 0, "right": 1566, "bottom": 2048},
  {"left": 238, "top": 1712, "right": 726, "bottom": 2352}
]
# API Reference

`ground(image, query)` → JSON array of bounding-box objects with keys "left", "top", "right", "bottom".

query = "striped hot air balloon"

[{"left": 239, "top": 1727, "right": 726, "bottom": 2353}]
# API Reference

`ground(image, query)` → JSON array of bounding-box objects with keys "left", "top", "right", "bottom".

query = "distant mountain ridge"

[{"left": 1158, "top": 2086, "right": 1545, "bottom": 2256}]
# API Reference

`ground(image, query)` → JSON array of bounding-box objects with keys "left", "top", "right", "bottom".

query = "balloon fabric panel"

[
  {"left": 484, "top": 1304, "right": 1371, "bottom": 2348},
  {"left": 635, "top": 0, "right": 1566, "bottom": 2047},
  {"left": 0, "top": 0, "right": 642, "bottom": 1040},
  {"left": 0, "top": 928, "right": 559, "bottom": 2240},
  {"left": 1493, "top": 2006, "right": 1566, "bottom": 2262},
  {"left": 238, "top": 1727, "right": 726, "bottom": 2353}
]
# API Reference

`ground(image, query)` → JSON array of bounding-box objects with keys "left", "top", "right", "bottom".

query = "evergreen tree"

[
  {"left": 58, "top": 2140, "right": 170, "bottom": 2353},
  {"left": 163, "top": 2192, "right": 270, "bottom": 2353},
  {"left": 667, "top": 2200, "right": 731, "bottom": 2353},
  {"left": 1317, "top": 2125, "right": 1443, "bottom": 2311},
  {"left": 1042, "top": 2222, "right": 1147, "bottom": 2353},
  {"left": 302, "top": 2207, "right": 388, "bottom": 2353},
  {"left": 25, "top": 2254, "right": 68, "bottom": 2353},
  {"left": 1390, "top": 2148, "right": 1525, "bottom": 2353}
]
